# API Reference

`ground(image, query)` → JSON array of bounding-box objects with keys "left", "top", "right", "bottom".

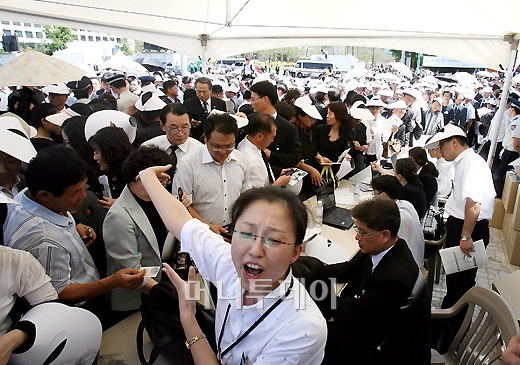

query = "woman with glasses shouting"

[{"left": 138, "top": 164, "right": 327, "bottom": 365}]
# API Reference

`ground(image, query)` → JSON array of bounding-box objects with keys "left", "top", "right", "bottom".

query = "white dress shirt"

[
  {"left": 396, "top": 199, "right": 424, "bottom": 268},
  {"left": 142, "top": 134, "right": 204, "bottom": 161},
  {"left": 445, "top": 148, "right": 495, "bottom": 220},
  {"left": 180, "top": 218, "right": 327, "bottom": 365},
  {"left": 237, "top": 137, "right": 271, "bottom": 188}
]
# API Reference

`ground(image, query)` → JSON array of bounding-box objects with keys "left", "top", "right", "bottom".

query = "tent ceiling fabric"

[{"left": 1, "top": 0, "right": 519, "bottom": 68}]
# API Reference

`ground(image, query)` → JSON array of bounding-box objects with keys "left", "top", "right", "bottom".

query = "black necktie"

[
  {"left": 169, "top": 145, "right": 178, "bottom": 155},
  {"left": 261, "top": 150, "right": 274, "bottom": 184},
  {"left": 203, "top": 101, "right": 209, "bottom": 116}
]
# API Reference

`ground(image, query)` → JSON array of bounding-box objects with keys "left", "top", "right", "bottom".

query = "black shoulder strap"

[{"left": 137, "top": 317, "right": 176, "bottom": 365}]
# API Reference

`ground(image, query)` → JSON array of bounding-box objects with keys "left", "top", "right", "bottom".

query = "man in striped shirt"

[{"left": 3, "top": 147, "right": 145, "bottom": 307}]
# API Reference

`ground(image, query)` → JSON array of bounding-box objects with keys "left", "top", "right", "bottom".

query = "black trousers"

[
  {"left": 434, "top": 216, "right": 489, "bottom": 353},
  {"left": 492, "top": 149, "right": 519, "bottom": 198},
  {"left": 441, "top": 216, "right": 490, "bottom": 309}
]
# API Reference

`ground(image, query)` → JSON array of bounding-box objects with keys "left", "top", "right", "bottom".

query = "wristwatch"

[{"left": 460, "top": 235, "right": 471, "bottom": 241}]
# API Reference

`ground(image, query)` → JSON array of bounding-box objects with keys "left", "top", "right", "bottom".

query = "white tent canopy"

[{"left": 1, "top": 0, "right": 520, "bottom": 69}]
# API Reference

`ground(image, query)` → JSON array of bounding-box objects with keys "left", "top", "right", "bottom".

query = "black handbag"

[
  {"left": 137, "top": 280, "right": 216, "bottom": 365},
  {"left": 422, "top": 206, "right": 445, "bottom": 241}
]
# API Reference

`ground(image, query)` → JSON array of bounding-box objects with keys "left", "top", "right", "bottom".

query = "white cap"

[
  {"left": 350, "top": 106, "right": 375, "bottom": 121},
  {"left": 0, "top": 116, "right": 37, "bottom": 163},
  {"left": 403, "top": 88, "right": 422, "bottom": 101},
  {"left": 378, "top": 88, "right": 393, "bottom": 97},
  {"left": 366, "top": 97, "right": 386, "bottom": 108},
  {"left": 387, "top": 100, "right": 407, "bottom": 109},
  {"left": 293, "top": 95, "right": 322, "bottom": 119},
  {"left": 45, "top": 109, "right": 78, "bottom": 127},
  {"left": 141, "top": 83, "right": 165, "bottom": 96},
  {"left": 135, "top": 92, "right": 167, "bottom": 112},
  {"left": 423, "top": 124, "right": 467, "bottom": 149},
  {"left": 42, "top": 83, "right": 70, "bottom": 95},
  {"left": 85, "top": 110, "right": 137, "bottom": 142}
]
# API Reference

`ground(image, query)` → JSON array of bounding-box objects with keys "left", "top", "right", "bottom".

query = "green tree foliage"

[
  {"left": 39, "top": 26, "right": 76, "bottom": 55},
  {"left": 390, "top": 50, "right": 419, "bottom": 69},
  {"left": 118, "top": 38, "right": 135, "bottom": 56}
]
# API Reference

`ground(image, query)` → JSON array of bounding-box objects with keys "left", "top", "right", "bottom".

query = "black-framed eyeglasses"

[
  {"left": 233, "top": 230, "right": 294, "bottom": 248},
  {"left": 166, "top": 125, "right": 191, "bottom": 134}
]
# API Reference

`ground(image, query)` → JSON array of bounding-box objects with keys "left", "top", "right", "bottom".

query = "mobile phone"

[
  {"left": 178, "top": 187, "right": 183, "bottom": 201},
  {"left": 86, "top": 228, "right": 93, "bottom": 240}
]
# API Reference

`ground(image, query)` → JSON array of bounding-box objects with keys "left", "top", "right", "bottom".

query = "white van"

[
  {"left": 211, "top": 58, "right": 246, "bottom": 74},
  {"left": 289, "top": 60, "right": 338, "bottom": 78}
]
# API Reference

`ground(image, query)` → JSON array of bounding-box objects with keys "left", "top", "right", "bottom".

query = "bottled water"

[{"left": 315, "top": 200, "right": 323, "bottom": 227}]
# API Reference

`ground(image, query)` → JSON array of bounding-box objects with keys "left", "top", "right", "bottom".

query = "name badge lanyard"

[{"left": 217, "top": 277, "right": 294, "bottom": 361}]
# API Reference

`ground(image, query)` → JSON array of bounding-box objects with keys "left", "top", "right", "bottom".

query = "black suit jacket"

[
  {"left": 323, "top": 239, "right": 431, "bottom": 365},
  {"left": 268, "top": 114, "right": 302, "bottom": 177},
  {"left": 183, "top": 96, "right": 227, "bottom": 140}
]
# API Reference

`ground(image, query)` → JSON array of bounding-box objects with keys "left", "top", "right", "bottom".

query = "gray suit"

[{"left": 103, "top": 186, "right": 173, "bottom": 311}]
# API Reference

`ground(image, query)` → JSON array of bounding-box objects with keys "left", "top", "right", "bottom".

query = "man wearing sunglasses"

[{"left": 323, "top": 197, "right": 430, "bottom": 365}]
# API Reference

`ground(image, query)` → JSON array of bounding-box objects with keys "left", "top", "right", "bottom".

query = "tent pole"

[
  {"left": 199, "top": 34, "right": 209, "bottom": 75},
  {"left": 487, "top": 35, "right": 519, "bottom": 167}
]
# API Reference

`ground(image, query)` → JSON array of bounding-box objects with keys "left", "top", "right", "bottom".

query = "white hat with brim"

[
  {"left": 366, "top": 98, "right": 386, "bottom": 108},
  {"left": 350, "top": 106, "right": 375, "bottom": 121},
  {"left": 486, "top": 98, "right": 497, "bottom": 106},
  {"left": 423, "top": 124, "right": 467, "bottom": 149},
  {"left": 141, "top": 84, "right": 165, "bottom": 96},
  {"left": 387, "top": 100, "right": 407, "bottom": 109},
  {"left": 135, "top": 92, "right": 167, "bottom": 112},
  {"left": 0, "top": 191, "right": 19, "bottom": 204},
  {"left": 0, "top": 116, "right": 37, "bottom": 163},
  {"left": 481, "top": 86, "right": 493, "bottom": 93},
  {"left": 293, "top": 95, "right": 322, "bottom": 120},
  {"left": 378, "top": 88, "right": 393, "bottom": 97},
  {"left": 403, "top": 88, "right": 422, "bottom": 101},
  {"left": 42, "top": 83, "right": 70, "bottom": 95},
  {"left": 225, "top": 83, "right": 239, "bottom": 93},
  {"left": 45, "top": 109, "right": 78, "bottom": 127},
  {"left": 85, "top": 110, "right": 137, "bottom": 143}
]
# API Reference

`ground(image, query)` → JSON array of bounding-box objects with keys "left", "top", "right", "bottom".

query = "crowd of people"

[{"left": 1, "top": 61, "right": 520, "bottom": 364}]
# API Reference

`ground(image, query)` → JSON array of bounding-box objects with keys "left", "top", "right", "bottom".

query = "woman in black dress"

[
  {"left": 409, "top": 147, "right": 439, "bottom": 207},
  {"left": 89, "top": 126, "right": 133, "bottom": 210},
  {"left": 314, "top": 101, "right": 354, "bottom": 167},
  {"left": 394, "top": 157, "right": 427, "bottom": 219},
  {"left": 292, "top": 95, "right": 333, "bottom": 199}
]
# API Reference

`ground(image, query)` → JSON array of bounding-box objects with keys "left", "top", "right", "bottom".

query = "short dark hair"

[
  {"left": 275, "top": 101, "right": 296, "bottom": 120},
  {"left": 351, "top": 196, "right": 400, "bottom": 237},
  {"left": 395, "top": 158, "right": 419, "bottom": 183},
  {"left": 30, "top": 103, "right": 59, "bottom": 128},
  {"left": 110, "top": 79, "right": 126, "bottom": 90},
  {"left": 246, "top": 113, "right": 275, "bottom": 137},
  {"left": 182, "top": 76, "right": 193, "bottom": 84},
  {"left": 26, "top": 146, "right": 88, "bottom": 197},
  {"left": 89, "top": 126, "right": 133, "bottom": 178},
  {"left": 250, "top": 81, "right": 278, "bottom": 106},
  {"left": 162, "top": 79, "right": 179, "bottom": 92},
  {"left": 195, "top": 77, "right": 212, "bottom": 90},
  {"left": 371, "top": 175, "right": 401, "bottom": 200},
  {"left": 231, "top": 186, "right": 308, "bottom": 245},
  {"left": 238, "top": 103, "right": 254, "bottom": 116},
  {"left": 88, "top": 98, "right": 112, "bottom": 112},
  {"left": 204, "top": 113, "right": 238, "bottom": 140},
  {"left": 160, "top": 103, "right": 189, "bottom": 124},
  {"left": 315, "top": 91, "right": 326, "bottom": 103},
  {"left": 121, "top": 145, "right": 176, "bottom": 185},
  {"left": 281, "top": 89, "right": 301, "bottom": 104}
]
